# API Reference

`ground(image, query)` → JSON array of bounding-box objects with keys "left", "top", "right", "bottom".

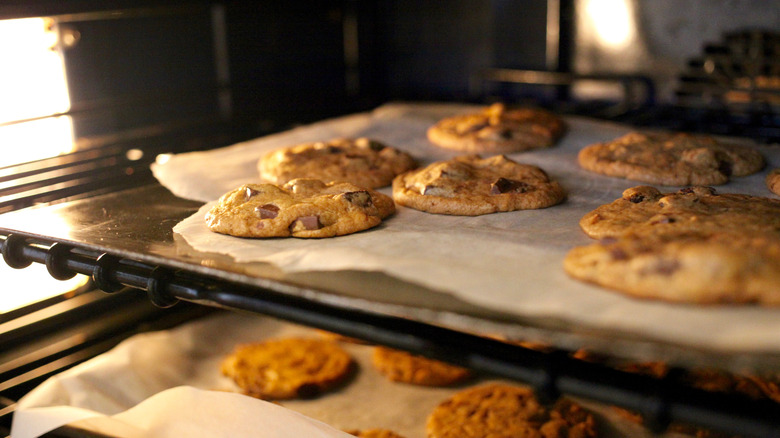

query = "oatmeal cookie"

[
  {"left": 427, "top": 103, "right": 565, "bottom": 153},
  {"left": 259, "top": 137, "right": 416, "bottom": 189},
  {"left": 371, "top": 346, "right": 472, "bottom": 387},
  {"left": 220, "top": 337, "right": 353, "bottom": 400},
  {"left": 205, "top": 178, "right": 395, "bottom": 238},
  {"left": 392, "top": 154, "right": 565, "bottom": 215},
  {"left": 767, "top": 168, "right": 780, "bottom": 196},
  {"left": 577, "top": 131, "right": 764, "bottom": 186},
  {"left": 426, "top": 383, "right": 598, "bottom": 438},
  {"left": 579, "top": 186, "right": 780, "bottom": 240}
]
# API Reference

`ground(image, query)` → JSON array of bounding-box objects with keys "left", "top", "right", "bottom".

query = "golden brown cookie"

[
  {"left": 577, "top": 131, "right": 765, "bottom": 186},
  {"left": 767, "top": 168, "right": 780, "bottom": 196},
  {"left": 220, "top": 337, "right": 353, "bottom": 400},
  {"left": 371, "top": 346, "right": 472, "bottom": 387},
  {"left": 205, "top": 178, "right": 395, "bottom": 238},
  {"left": 579, "top": 186, "right": 780, "bottom": 240},
  {"left": 345, "top": 429, "right": 407, "bottom": 438},
  {"left": 259, "top": 138, "right": 416, "bottom": 189},
  {"left": 426, "top": 384, "right": 598, "bottom": 438},
  {"left": 563, "top": 231, "right": 780, "bottom": 304},
  {"left": 392, "top": 154, "right": 565, "bottom": 215},
  {"left": 427, "top": 103, "right": 565, "bottom": 153}
]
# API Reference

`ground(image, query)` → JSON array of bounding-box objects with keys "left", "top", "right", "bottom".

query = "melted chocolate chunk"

[
  {"left": 628, "top": 193, "right": 646, "bottom": 203},
  {"left": 245, "top": 187, "right": 260, "bottom": 199},
  {"left": 490, "top": 177, "right": 528, "bottom": 194},
  {"left": 718, "top": 160, "right": 733, "bottom": 176},
  {"left": 650, "top": 215, "right": 676, "bottom": 224},
  {"left": 341, "top": 190, "right": 373, "bottom": 208},
  {"left": 290, "top": 215, "right": 321, "bottom": 232},
  {"left": 256, "top": 203, "right": 279, "bottom": 219}
]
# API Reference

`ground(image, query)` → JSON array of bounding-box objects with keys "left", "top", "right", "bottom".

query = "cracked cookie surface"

[
  {"left": 564, "top": 231, "right": 780, "bottom": 304},
  {"left": 259, "top": 137, "right": 416, "bottom": 189},
  {"left": 206, "top": 178, "right": 395, "bottom": 238},
  {"left": 426, "top": 383, "right": 598, "bottom": 438},
  {"left": 578, "top": 185, "right": 780, "bottom": 240},
  {"left": 392, "top": 154, "right": 565, "bottom": 215},
  {"left": 220, "top": 337, "right": 354, "bottom": 400},
  {"left": 567, "top": 186, "right": 780, "bottom": 304},
  {"left": 577, "top": 131, "right": 764, "bottom": 186},
  {"left": 427, "top": 103, "right": 565, "bottom": 153}
]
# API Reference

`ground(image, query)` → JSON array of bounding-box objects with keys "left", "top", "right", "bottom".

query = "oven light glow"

[
  {"left": 584, "top": 0, "right": 635, "bottom": 49},
  {"left": 0, "top": 263, "right": 89, "bottom": 313},
  {"left": 0, "top": 17, "right": 74, "bottom": 168}
]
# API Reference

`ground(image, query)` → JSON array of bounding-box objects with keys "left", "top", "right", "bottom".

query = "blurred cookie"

[
  {"left": 767, "top": 168, "right": 780, "bottom": 195},
  {"left": 578, "top": 186, "right": 780, "bottom": 240},
  {"left": 427, "top": 103, "right": 565, "bottom": 153},
  {"left": 259, "top": 138, "right": 416, "bottom": 189},
  {"left": 371, "top": 346, "right": 472, "bottom": 386},
  {"left": 392, "top": 154, "right": 565, "bottom": 215},
  {"left": 220, "top": 338, "right": 353, "bottom": 400},
  {"left": 578, "top": 131, "right": 764, "bottom": 186},
  {"left": 426, "top": 383, "right": 598, "bottom": 438},
  {"left": 345, "top": 429, "right": 406, "bottom": 438},
  {"left": 205, "top": 178, "right": 394, "bottom": 238},
  {"left": 563, "top": 231, "right": 780, "bottom": 304}
]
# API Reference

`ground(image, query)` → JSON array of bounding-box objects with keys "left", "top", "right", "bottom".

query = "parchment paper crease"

[{"left": 153, "top": 102, "right": 780, "bottom": 353}]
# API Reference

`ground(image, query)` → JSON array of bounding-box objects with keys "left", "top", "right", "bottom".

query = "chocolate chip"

[
  {"left": 256, "top": 203, "right": 279, "bottom": 219},
  {"left": 628, "top": 193, "right": 645, "bottom": 203},
  {"left": 654, "top": 259, "right": 681, "bottom": 275},
  {"left": 325, "top": 145, "right": 342, "bottom": 154},
  {"left": 245, "top": 187, "right": 260, "bottom": 199},
  {"left": 650, "top": 214, "right": 676, "bottom": 224},
  {"left": 718, "top": 160, "right": 733, "bottom": 176},
  {"left": 367, "top": 140, "right": 385, "bottom": 151},
  {"left": 609, "top": 247, "right": 629, "bottom": 260},
  {"left": 341, "top": 190, "right": 373, "bottom": 208},
  {"left": 290, "top": 215, "right": 321, "bottom": 232},
  {"left": 498, "top": 128, "right": 513, "bottom": 139},
  {"left": 490, "top": 177, "right": 528, "bottom": 194},
  {"left": 679, "top": 186, "right": 717, "bottom": 196}
]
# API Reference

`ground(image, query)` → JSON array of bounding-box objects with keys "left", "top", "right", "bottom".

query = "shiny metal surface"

[{"left": 1, "top": 182, "right": 778, "bottom": 372}]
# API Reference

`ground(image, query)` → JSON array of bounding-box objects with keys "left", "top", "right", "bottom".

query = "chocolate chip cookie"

[
  {"left": 371, "top": 346, "right": 472, "bottom": 387},
  {"left": 392, "top": 154, "right": 565, "bottom": 215},
  {"left": 578, "top": 186, "right": 780, "bottom": 240},
  {"left": 259, "top": 137, "right": 416, "bottom": 188},
  {"left": 205, "top": 178, "right": 395, "bottom": 238},
  {"left": 426, "top": 384, "right": 598, "bottom": 438},
  {"left": 568, "top": 186, "right": 780, "bottom": 304},
  {"left": 220, "top": 337, "right": 354, "bottom": 400},
  {"left": 577, "top": 132, "right": 765, "bottom": 186},
  {"left": 767, "top": 168, "right": 780, "bottom": 196},
  {"left": 427, "top": 103, "right": 565, "bottom": 153},
  {"left": 564, "top": 231, "right": 780, "bottom": 304}
]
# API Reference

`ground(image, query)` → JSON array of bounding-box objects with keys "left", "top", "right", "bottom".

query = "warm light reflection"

[
  {"left": 0, "top": 263, "right": 89, "bottom": 313},
  {"left": 0, "top": 17, "right": 74, "bottom": 167},
  {"left": 584, "top": 0, "right": 635, "bottom": 49}
]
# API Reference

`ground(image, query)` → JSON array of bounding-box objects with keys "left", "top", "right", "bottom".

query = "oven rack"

[{"left": 1, "top": 232, "right": 779, "bottom": 438}]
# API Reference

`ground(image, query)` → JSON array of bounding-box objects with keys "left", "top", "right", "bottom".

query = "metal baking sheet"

[{"left": 1, "top": 103, "right": 779, "bottom": 372}]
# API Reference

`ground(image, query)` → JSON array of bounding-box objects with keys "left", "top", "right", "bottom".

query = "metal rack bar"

[{"left": 1, "top": 232, "right": 779, "bottom": 438}]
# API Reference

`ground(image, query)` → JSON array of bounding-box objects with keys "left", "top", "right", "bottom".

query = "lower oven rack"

[{"left": 1, "top": 232, "right": 779, "bottom": 438}]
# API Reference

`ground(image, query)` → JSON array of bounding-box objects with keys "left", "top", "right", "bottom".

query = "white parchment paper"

[
  {"left": 153, "top": 102, "right": 780, "bottom": 353},
  {"left": 11, "top": 313, "right": 677, "bottom": 438}
]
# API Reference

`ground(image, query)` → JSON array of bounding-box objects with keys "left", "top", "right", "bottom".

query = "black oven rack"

[{"left": 1, "top": 232, "right": 779, "bottom": 438}]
